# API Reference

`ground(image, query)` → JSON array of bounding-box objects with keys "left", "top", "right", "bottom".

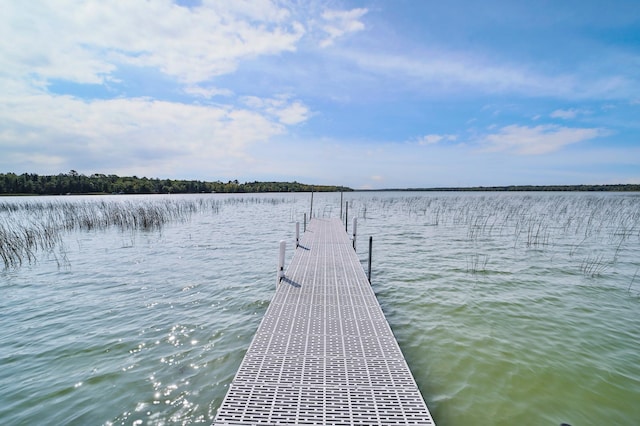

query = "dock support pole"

[
  {"left": 345, "top": 202, "right": 348, "bottom": 232},
  {"left": 296, "top": 222, "right": 300, "bottom": 248},
  {"left": 352, "top": 218, "right": 357, "bottom": 251},
  {"left": 310, "top": 189, "right": 314, "bottom": 219},
  {"left": 277, "top": 240, "right": 286, "bottom": 284},
  {"left": 304, "top": 213, "right": 307, "bottom": 232},
  {"left": 340, "top": 191, "right": 343, "bottom": 219},
  {"left": 368, "top": 236, "right": 373, "bottom": 283}
]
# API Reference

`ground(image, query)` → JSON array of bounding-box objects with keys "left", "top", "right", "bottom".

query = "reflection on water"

[{"left": 1, "top": 192, "right": 639, "bottom": 425}]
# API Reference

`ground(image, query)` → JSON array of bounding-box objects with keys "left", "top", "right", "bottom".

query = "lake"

[{"left": 1, "top": 192, "right": 639, "bottom": 425}]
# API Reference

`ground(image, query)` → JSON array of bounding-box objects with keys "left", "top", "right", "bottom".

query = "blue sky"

[{"left": 1, "top": 0, "right": 639, "bottom": 189}]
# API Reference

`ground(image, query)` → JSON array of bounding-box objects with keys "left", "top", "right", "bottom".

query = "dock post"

[
  {"left": 340, "top": 191, "right": 343, "bottom": 219},
  {"left": 304, "top": 213, "right": 307, "bottom": 232},
  {"left": 368, "top": 236, "right": 373, "bottom": 283},
  {"left": 345, "top": 202, "right": 348, "bottom": 232},
  {"left": 352, "top": 217, "right": 357, "bottom": 251},
  {"left": 296, "top": 222, "right": 300, "bottom": 248},
  {"left": 277, "top": 240, "right": 286, "bottom": 284}
]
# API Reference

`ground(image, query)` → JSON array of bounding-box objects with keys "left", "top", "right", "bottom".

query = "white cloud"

[
  {"left": 550, "top": 109, "right": 578, "bottom": 119},
  {"left": 0, "top": 91, "right": 285, "bottom": 176},
  {"left": 0, "top": 1, "right": 316, "bottom": 177},
  {"left": 184, "top": 85, "right": 234, "bottom": 99},
  {"left": 416, "top": 134, "right": 457, "bottom": 145},
  {"left": 320, "top": 8, "right": 368, "bottom": 48},
  {"left": 242, "top": 95, "right": 310, "bottom": 125},
  {"left": 0, "top": 0, "right": 305, "bottom": 86},
  {"left": 206, "top": 0, "right": 292, "bottom": 23},
  {"left": 550, "top": 108, "right": 590, "bottom": 119},
  {"left": 482, "top": 124, "right": 605, "bottom": 155},
  {"left": 275, "top": 101, "right": 311, "bottom": 125}
]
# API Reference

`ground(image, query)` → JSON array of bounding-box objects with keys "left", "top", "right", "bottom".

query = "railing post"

[
  {"left": 277, "top": 240, "right": 286, "bottom": 285},
  {"left": 352, "top": 217, "right": 357, "bottom": 251},
  {"left": 368, "top": 236, "right": 373, "bottom": 283},
  {"left": 296, "top": 222, "right": 300, "bottom": 248}
]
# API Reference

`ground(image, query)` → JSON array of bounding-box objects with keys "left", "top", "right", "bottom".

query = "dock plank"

[{"left": 214, "top": 218, "right": 435, "bottom": 425}]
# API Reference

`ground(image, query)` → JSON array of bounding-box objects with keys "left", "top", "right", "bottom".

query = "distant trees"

[
  {"left": 396, "top": 184, "right": 640, "bottom": 192},
  {"left": 0, "top": 172, "right": 352, "bottom": 195},
  {"left": 4, "top": 172, "right": 638, "bottom": 195}
]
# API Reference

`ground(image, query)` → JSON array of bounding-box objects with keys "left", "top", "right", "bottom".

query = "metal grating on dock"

[{"left": 214, "top": 218, "right": 435, "bottom": 425}]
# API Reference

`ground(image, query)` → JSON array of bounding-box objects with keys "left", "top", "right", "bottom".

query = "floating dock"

[{"left": 214, "top": 218, "right": 435, "bottom": 425}]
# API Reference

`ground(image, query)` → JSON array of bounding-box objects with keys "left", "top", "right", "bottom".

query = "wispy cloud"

[
  {"left": 339, "top": 45, "right": 637, "bottom": 101},
  {"left": 242, "top": 95, "right": 310, "bottom": 125},
  {"left": 415, "top": 134, "right": 458, "bottom": 145},
  {"left": 319, "top": 8, "right": 368, "bottom": 48},
  {"left": 482, "top": 125, "right": 605, "bottom": 155},
  {"left": 550, "top": 108, "right": 590, "bottom": 119},
  {"left": 345, "top": 50, "right": 571, "bottom": 97},
  {"left": 183, "top": 85, "right": 234, "bottom": 99}
]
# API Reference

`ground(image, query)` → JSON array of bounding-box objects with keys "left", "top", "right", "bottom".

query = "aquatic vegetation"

[
  {"left": 348, "top": 192, "right": 640, "bottom": 284},
  {"left": 466, "top": 253, "right": 489, "bottom": 275},
  {"left": 0, "top": 218, "right": 58, "bottom": 268},
  {"left": 0, "top": 197, "right": 226, "bottom": 269},
  {"left": 580, "top": 254, "right": 610, "bottom": 277},
  {"left": 0, "top": 194, "right": 305, "bottom": 270}
]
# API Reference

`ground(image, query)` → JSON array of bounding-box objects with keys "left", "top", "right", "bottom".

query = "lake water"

[{"left": 1, "top": 192, "right": 639, "bottom": 425}]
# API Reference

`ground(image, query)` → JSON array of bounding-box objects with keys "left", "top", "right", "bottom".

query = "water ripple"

[{"left": 1, "top": 193, "right": 639, "bottom": 425}]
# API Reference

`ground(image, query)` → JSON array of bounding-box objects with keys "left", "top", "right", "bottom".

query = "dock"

[{"left": 214, "top": 218, "right": 435, "bottom": 425}]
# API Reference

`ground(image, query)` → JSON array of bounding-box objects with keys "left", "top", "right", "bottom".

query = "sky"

[{"left": 1, "top": 0, "right": 639, "bottom": 189}]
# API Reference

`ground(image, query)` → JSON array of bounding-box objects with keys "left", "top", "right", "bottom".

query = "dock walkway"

[{"left": 214, "top": 218, "right": 435, "bottom": 425}]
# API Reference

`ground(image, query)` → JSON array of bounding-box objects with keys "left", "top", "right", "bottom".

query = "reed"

[
  {"left": 629, "top": 267, "right": 639, "bottom": 294},
  {"left": 466, "top": 253, "right": 489, "bottom": 275},
  {"left": 580, "top": 254, "right": 610, "bottom": 277},
  {"left": 351, "top": 192, "right": 640, "bottom": 288},
  {"left": 0, "top": 195, "right": 305, "bottom": 269},
  {"left": 0, "top": 197, "right": 225, "bottom": 269},
  {"left": 0, "top": 220, "right": 58, "bottom": 269}
]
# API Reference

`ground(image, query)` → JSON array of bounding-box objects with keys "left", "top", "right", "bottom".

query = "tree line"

[
  {"left": 391, "top": 184, "right": 640, "bottom": 192},
  {"left": 0, "top": 171, "right": 352, "bottom": 195}
]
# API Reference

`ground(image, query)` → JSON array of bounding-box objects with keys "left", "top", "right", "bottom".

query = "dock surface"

[{"left": 214, "top": 218, "right": 435, "bottom": 425}]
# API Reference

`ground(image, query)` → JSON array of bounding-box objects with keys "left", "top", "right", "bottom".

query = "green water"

[{"left": 1, "top": 192, "right": 639, "bottom": 425}]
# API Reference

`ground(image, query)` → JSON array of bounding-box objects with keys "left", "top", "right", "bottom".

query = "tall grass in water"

[
  {"left": 0, "top": 198, "right": 222, "bottom": 269},
  {"left": 0, "top": 217, "right": 61, "bottom": 268},
  {"left": 348, "top": 193, "right": 640, "bottom": 286}
]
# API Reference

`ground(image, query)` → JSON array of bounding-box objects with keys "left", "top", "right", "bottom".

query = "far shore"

[{"left": 2, "top": 183, "right": 640, "bottom": 196}]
